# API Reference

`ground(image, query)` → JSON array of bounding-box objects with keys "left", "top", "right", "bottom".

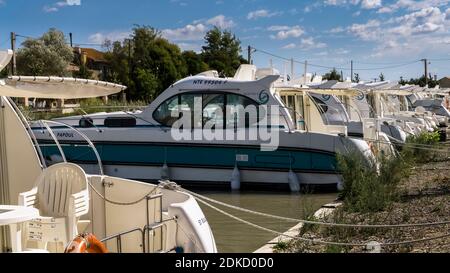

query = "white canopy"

[
  {"left": 0, "top": 76, "right": 126, "bottom": 99},
  {"left": 0, "top": 50, "right": 13, "bottom": 72}
]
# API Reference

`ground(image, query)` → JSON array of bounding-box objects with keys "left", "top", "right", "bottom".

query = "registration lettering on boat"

[{"left": 56, "top": 132, "right": 74, "bottom": 138}]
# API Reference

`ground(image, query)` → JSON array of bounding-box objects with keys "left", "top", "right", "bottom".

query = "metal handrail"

[
  {"left": 100, "top": 227, "right": 145, "bottom": 253},
  {"left": 100, "top": 217, "right": 177, "bottom": 253}
]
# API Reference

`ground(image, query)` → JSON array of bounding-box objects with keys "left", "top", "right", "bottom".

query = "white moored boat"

[{"left": 32, "top": 64, "right": 374, "bottom": 191}]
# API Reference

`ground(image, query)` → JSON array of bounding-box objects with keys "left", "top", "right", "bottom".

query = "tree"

[
  {"left": 379, "top": 73, "right": 385, "bottom": 82},
  {"left": 323, "top": 68, "right": 341, "bottom": 81},
  {"left": 354, "top": 73, "right": 360, "bottom": 83},
  {"left": 399, "top": 75, "right": 438, "bottom": 88},
  {"left": 16, "top": 28, "right": 73, "bottom": 76},
  {"left": 182, "top": 50, "right": 209, "bottom": 76},
  {"left": 201, "top": 27, "right": 246, "bottom": 77},
  {"left": 103, "top": 25, "right": 188, "bottom": 101},
  {"left": 73, "top": 64, "right": 93, "bottom": 79}
]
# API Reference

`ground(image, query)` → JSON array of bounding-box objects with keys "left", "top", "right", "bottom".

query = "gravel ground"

[{"left": 285, "top": 157, "right": 450, "bottom": 253}]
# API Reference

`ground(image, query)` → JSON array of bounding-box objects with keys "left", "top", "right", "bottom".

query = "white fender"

[
  {"left": 161, "top": 162, "right": 170, "bottom": 180},
  {"left": 288, "top": 169, "right": 300, "bottom": 192},
  {"left": 230, "top": 165, "right": 241, "bottom": 191}
]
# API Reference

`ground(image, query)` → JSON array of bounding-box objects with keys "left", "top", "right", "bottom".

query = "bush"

[
  {"left": 401, "top": 131, "right": 441, "bottom": 163},
  {"left": 337, "top": 152, "right": 408, "bottom": 213}
]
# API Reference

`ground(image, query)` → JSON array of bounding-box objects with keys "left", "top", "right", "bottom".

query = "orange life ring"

[{"left": 64, "top": 233, "right": 108, "bottom": 253}]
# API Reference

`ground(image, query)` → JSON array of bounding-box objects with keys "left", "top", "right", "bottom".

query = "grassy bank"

[{"left": 280, "top": 131, "right": 450, "bottom": 253}]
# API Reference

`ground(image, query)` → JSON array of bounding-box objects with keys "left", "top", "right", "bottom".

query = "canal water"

[{"left": 197, "top": 191, "right": 337, "bottom": 253}]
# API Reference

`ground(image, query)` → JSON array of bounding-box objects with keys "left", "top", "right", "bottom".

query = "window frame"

[{"left": 152, "top": 91, "right": 261, "bottom": 129}]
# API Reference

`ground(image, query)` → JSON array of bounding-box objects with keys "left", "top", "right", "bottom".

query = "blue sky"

[{"left": 1, "top": 0, "right": 450, "bottom": 81}]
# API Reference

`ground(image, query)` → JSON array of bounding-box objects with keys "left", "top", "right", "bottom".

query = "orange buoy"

[{"left": 64, "top": 233, "right": 108, "bottom": 253}]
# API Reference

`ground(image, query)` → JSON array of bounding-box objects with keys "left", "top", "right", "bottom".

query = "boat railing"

[
  {"left": 31, "top": 119, "right": 105, "bottom": 176},
  {"left": 99, "top": 218, "right": 177, "bottom": 253}
]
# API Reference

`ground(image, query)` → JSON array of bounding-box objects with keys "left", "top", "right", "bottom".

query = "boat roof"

[{"left": 0, "top": 76, "right": 126, "bottom": 99}]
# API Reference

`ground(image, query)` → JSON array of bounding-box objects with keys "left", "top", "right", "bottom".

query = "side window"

[
  {"left": 79, "top": 117, "right": 94, "bottom": 128},
  {"left": 153, "top": 96, "right": 179, "bottom": 127},
  {"left": 311, "top": 96, "right": 328, "bottom": 114},
  {"left": 203, "top": 94, "right": 225, "bottom": 129},
  {"left": 226, "top": 94, "right": 260, "bottom": 128},
  {"left": 180, "top": 94, "right": 203, "bottom": 129}
]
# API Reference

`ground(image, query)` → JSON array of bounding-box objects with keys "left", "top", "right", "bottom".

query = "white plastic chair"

[{"left": 18, "top": 163, "right": 90, "bottom": 252}]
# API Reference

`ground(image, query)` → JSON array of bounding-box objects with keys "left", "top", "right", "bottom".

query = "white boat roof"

[
  {"left": 0, "top": 76, "right": 126, "bottom": 99},
  {"left": 0, "top": 50, "right": 13, "bottom": 72}
]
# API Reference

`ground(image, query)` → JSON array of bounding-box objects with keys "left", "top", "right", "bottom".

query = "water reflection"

[{"left": 197, "top": 191, "right": 337, "bottom": 253}]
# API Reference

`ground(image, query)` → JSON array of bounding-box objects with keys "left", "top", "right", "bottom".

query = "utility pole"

[
  {"left": 10, "top": 32, "right": 16, "bottom": 76},
  {"left": 69, "top": 32, "right": 73, "bottom": 47},
  {"left": 421, "top": 58, "right": 428, "bottom": 86},
  {"left": 341, "top": 70, "right": 344, "bottom": 82},
  {"left": 303, "top": 60, "right": 308, "bottom": 85},
  {"left": 248, "top": 45, "right": 252, "bottom": 64},
  {"left": 350, "top": 60, "right": 353, "bottom": 82},
  {"left": 290, "top": 58, "right": 294, "bottom": 81}
]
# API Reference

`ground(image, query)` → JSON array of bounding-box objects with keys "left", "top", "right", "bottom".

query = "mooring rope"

[
  {"left": 195, "top": 194, "right": 450, "bottom": 247},
  {"left": 87, "top": 177, "right": 159, "bottom": 206},
  {"left": 146, "top": 181, "right": 450, "bottom": 229}
]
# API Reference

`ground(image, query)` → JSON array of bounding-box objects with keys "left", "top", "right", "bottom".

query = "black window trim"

[{"left": 152, "top": 91, "right": 261, "bottom": 129}]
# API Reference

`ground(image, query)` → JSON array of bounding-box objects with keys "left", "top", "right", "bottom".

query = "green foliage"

[
  {"left": 16, "top": 28, "right": 74, "bottom": 76},
  {"left": 337, "top": 152, "right": 407, "bottom": 213},
  {"left": 0, "top": 68, "right": 7, "bottom": 77},
  {"left": 201, "top": 27, "right": 246, "bottom": 77},
  {"left": 323, "top": 68, "right": 341, "bottom": 81},
  {"left": 354, "top": 73, "right": 360, "bottom": 83},
  {"left": 72, "top": 64, "right": 93, "bottom": 79},
  {"left": 272, "top": 240, "right": 290, "bottom": 252},
  {"left": 399, "top": 74, "right": 439, "bottom": 88},
  {"left": 103, "top": 25, "right": 187, "bottom": 101},
  {"left": 402, "top": 131, "right": 441, "bottom": 163},
  {"left": 183, "top": 50, "right": 209, "bottom": 76},
  {"left": 379, "top": 73, "right": 385, "bottom": 82}
]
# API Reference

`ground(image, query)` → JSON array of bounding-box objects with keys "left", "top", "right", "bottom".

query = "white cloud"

[
  {"left": 44, "top": 0, "right": 81, "bottom": 12},
  {"left": 269, "top": 25, "right": 304, "bottom": 40},
  {"left": 88, "top": 31, "right": 131, "bottom": 44},
  {"left": 282, "top": 43, "right": 296, "bottom": 49},
  {"left": 162, "top": 24, "right": 207, "bottom": 41},
  {"left": 267, "top": 26, "right": 291, "bottom": 31},
  {"left": 206, "top": 15, "right": 235, "bottom": 29},
  {"left": 161, "top": 15, "right": 235, "bottom": 42},
  {"left": 347, "top": 19, "right": 381, "bottom": 41},
  {"left": 335, "top": 48, "right": 350, "bottom": 54},
  {"left": 361, "top": 0, "right": 381, "bottom": 9},
  {"left": 282, "top": 37, "right": 327, "bottom": 50},
  {"left": 377, "top": 0, "right": 450, "bottom": 14},
  {"left": 323, "top": 0, "right": 381, "bottom": 9},
  {"left": 299, "top": 37, "right": 327, "bottom": 50},
  {"left": 342, "top": 6, "right": 450, "bottom": 58},
  {"left": 247, "top": 9, "right": 282, "bottom": 20}
]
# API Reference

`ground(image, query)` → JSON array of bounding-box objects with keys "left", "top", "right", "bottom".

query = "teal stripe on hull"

[{"left": 39, "top": 143, "right": 338, "bottom": 172}]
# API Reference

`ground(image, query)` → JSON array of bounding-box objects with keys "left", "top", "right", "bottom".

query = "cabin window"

[
  {"left": 104, "top": 117, "right": 136, "bottom": 127},
  {"left": 153, "top": 92, "right": 260, "bottom": 129},
  {"left": 153, "top": 96, "right": 180, "bottom": 127},
  {"left": 203, "top": 94, "right": 225, "bottom": 129},
  {"left": 79, "top": 117, "right": 94, "bottom": 128},
  {"left": 311, "top": 96, "right": 328, "bottom": 114},
  {"left": 226, "top": 94, "right": 260, "bottom": 128},
  {"left": 180, "top": 94, "right": 203, "bottom": 129}
]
